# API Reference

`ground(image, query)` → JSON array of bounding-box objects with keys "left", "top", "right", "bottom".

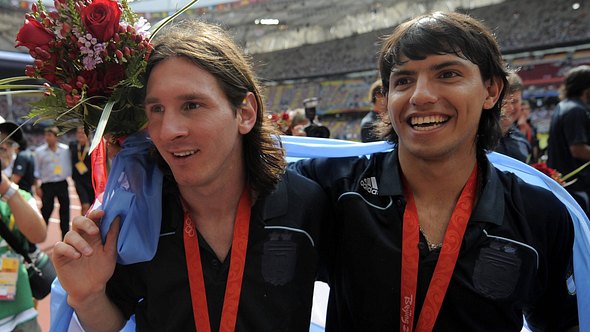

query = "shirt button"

[{"left": 418, "top": 242, "right": 428, "bottom": 251}]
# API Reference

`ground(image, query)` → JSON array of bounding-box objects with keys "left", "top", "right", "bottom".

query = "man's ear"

[
  {"left": 483, "top": 77, "right": 504, "bottom": 110},
  {"left": 238, "top": 92, "right": 257, "bottom": 135}
]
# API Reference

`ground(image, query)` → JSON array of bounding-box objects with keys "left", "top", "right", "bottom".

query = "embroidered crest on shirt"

[
  {"left": 473, "top": 239, "right": 523, "bottom": 299},
  {"left": 261, "top": 231, "right": 297, "bottom": 286}
]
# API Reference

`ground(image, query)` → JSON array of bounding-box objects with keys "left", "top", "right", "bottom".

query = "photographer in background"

[
  {"left": 0, "top": 118, "right": 47, "bottom": 332},
  {"left": 302, "top": 97, "right": 330, "bottom": 138}
]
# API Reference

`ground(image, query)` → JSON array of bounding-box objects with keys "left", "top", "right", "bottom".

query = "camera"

[{"left": 302, "top": 97, "right": 330, "bottom": 138}]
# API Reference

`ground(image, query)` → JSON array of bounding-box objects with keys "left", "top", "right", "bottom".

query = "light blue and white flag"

[{"left": 50, "top": 136, "right": 589, "bottom": 331}]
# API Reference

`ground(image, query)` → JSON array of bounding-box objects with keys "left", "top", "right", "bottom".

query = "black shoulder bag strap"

[{"left": 0, "top": 219, "right": 33, "bottom": 264}]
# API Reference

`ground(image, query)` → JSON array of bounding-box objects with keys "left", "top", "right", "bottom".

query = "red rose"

[
  {"left": 80, "top": 70, "right": 101, "bottom": 96},
  {"left": 102, "top": 64, "right": 126, "bottom": 92},
  {"left": 15, "top": 18, "right": 53, "bottom": 51},
  {"left": 40, "top": 57, "right": 58, "bottom": 84},
  {"left": 81, "top": 0, "right": 122, "bottom": 42},
  {"left": 80, "top": 64, "right": 125, "bottom": 97}
]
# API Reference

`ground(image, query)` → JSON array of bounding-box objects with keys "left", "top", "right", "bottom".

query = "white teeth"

[
  {"left": 409, "top": 115, "right": 449, "bottom": 127},
  {"left": 173, "top": 150, "right": 195, "bottom": 157}
]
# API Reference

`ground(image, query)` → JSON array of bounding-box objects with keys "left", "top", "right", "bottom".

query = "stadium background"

[{"left": 1, "top": 0, "right": 590, "bottom": 145}]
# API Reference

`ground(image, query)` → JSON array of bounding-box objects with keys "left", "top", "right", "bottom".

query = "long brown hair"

[{"left": 145, "top": 20, "right": 286, "bottom": 196}]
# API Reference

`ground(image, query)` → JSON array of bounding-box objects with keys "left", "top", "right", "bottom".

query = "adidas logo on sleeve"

[{"left": 360, "top": 176, "right": 378, "bottom": 195}]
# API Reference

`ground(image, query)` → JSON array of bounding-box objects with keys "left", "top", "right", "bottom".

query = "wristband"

[{"left": 0, "top": 182, "right": 19, "bottom": 202}]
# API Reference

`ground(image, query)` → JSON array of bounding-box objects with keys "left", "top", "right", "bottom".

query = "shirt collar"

[
  {"left": 377, "top": 149, "right": 504, "bottom": 225},
  {"left": 258, "top": 172, "right": 289, "bottom": 221}
]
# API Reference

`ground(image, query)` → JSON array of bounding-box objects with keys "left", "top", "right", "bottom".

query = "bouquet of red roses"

[
  {"left": 531, "top": 161, "right": 590, "bottom": 187},
  {"left": 1, "top": 0, "right": 198, "bottom": 151},
  {"left": 268, "top": 111, "right": 292, "bottom": 134},
  {"left": 531, "top": 162, "right": 567, "bottom": 186}
]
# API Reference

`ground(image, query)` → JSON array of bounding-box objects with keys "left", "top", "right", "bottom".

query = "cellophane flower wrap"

[{"left": 14, "top": 0, "right": 153, "bottom": 138}]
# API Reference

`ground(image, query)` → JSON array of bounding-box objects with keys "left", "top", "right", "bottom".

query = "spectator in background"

[
  {"left": 69, "top": 127, "right": 94, "bottom": 216},
  {"left": 34, "top": 126, "right": 71, "bottom": 239},
  {"left": 286, "top": 108, "right": 310, "bottom": 136},
  {"left": 518, "top": 100, "right": 540, "bottom": 161},
  {"left": 0, "top": 122, "right": 36, "bottom": 196},
  {"left": 547, "top": 65, "right": 590, "bottom": 216},
  {"left": 494, "top": 71, "right": 531, "bottom": 162},
  {"left": 0, "top": 121, "right": 22, "bottom": 178},
  {"left": 0, "top": 120, "right": 46, "bottom": 331},
  {"left": 302, "top": 97, "right": 330, "bottom": 138},
  {"left": 360, "top": 79, "right": 386, "bottom": 142},
  {"left": 11, "top": 138, "right": 36, "bottom": 196},
  {"left": 0, "top": 119, "right": 38, "bottom": 254}
]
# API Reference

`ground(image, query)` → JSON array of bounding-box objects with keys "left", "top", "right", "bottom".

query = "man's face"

[
  {"left": 144, "top": 57, "right": 256, "bottom": 190},
  {"left": 0, "top": 137, "right": 16, "bottom": 170},
  {"left": 76, "top": 127, "right": 88, "bottom": 145},
  {"left": 387, "top": 53, "right": 501, "bottom": 162},
  {"left": 520, "top": 101, "right": 531, "bottom": 119},
  {"left": 373, "top": 93, "right": 386, "bottom": 114},
  {"left": 45, "top": 132, "right": 58, "bottom": 146},
  {"left": 500, "top": 90, "right": 523, "bottom": 129}
]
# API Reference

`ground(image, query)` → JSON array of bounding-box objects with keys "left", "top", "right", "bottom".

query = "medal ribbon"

[
  {"left": 400, "top": 165, "right": 477, "bottom": 332},
  {"left": 77, "top": 142, "right": 89, "bottom": 162},
  {"left": 183, "top": 188, "right": 251, "bottom": 332}
]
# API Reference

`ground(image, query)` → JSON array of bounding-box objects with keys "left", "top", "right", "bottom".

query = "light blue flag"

[
  {"left": 50, "top": 130, "right": 163, "bottom": 332},
  {"left": 49, "top": 135, "right": 588, "bottom": 331}
]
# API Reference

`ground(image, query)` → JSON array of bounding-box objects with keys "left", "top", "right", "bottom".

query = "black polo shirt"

[
  {"left": 106, "top": 169, "right": 328, "bottom": 331},
  {"left": 12, "top": 149, "right": 35, "bottom": 195},
  {"left": 291, "top": 150, "right": 578, "bottom": 331},
  {"left": 547, "top": 98, "right": 590, "bottom": 191},
  {"left": 495, "top": 124, "right": 531, "bottom": 163}
]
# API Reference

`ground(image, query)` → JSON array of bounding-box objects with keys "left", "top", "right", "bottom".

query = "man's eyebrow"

[
  {"left": 431, "top": 60, "right": 465, "bottom": 71},
  {"left": 391, "top": 60, "right": 467, "bottom": 75},
  {"left": 390, "top": 68, "right": 414, "bottom": 76},
  {"left": 144, "top": 93, "right": 205, "bottom": 104}
]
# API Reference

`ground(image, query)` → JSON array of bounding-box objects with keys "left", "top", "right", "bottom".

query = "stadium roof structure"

[
  {"left": 10, "top": 0, "right": 504, "bottom": 55},
  {"left": 197, "top": 0, "right": 505, "bottom": 54},
  {"left": 127, "top": 0, "right": 504, "bottom": 54}
]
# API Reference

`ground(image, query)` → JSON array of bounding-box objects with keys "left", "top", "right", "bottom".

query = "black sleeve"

[
  {"left": 106, "top": 264, "right": 143, "bottom": 320},
  {"left": 522, "top": 188, "right": 579, "bottom": 331},
  {"left": 562, "top": 106, "right": 590, "bottom": 146},
  {"left": 12, "top": 155, "right": 26, "bottom": 177}
]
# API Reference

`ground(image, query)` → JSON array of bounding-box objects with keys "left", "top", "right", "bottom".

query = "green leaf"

[
  {"left": 149, "top": 0, "right": 200, "bottom": 40},
  {"left": 0, "top": 85, "right": 45, "bottom": 90},
  {"left": 89, "top": 100, "right": 115, "bottom": 153},
  {"left": 0, "top": 90, "right": 45, "bottom": 96},
  {"left": 562, "top": 161, "right": 590, "bottom": 181},
  {"left": 0, "top": 76, "right": 35, "bottom": 85}
]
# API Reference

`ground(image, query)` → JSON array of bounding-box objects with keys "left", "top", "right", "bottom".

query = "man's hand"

[{"left": 52, "top": 210, "right": 120, "bottom": 307}]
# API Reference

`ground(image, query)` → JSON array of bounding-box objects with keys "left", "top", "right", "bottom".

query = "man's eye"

[
  {"left": 440, "top": 71, "right": 459, "bottom": 79},
  {"left": 185, "top": 102, "right": 200, "bottom": 110},
  {"left": 149, "top": 105, "right": 164, "bottom": 113},
  {"left": 393, "top": 77, "right": 410, "bottom": 87}
]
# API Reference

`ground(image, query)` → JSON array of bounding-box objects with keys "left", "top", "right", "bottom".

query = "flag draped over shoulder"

[{"left": 50, "top": 136, "right": 589, "bottom": 331}]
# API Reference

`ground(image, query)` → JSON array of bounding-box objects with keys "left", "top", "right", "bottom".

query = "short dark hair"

[
  {"left": 377, "top": 11, "right": 508, "bottom": 153},
  {"left": 561, "top": 65, "right": 590, "bottom": 99},
  {"left": 45, "top": 126, "right": 60, "bottom": 136}
]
